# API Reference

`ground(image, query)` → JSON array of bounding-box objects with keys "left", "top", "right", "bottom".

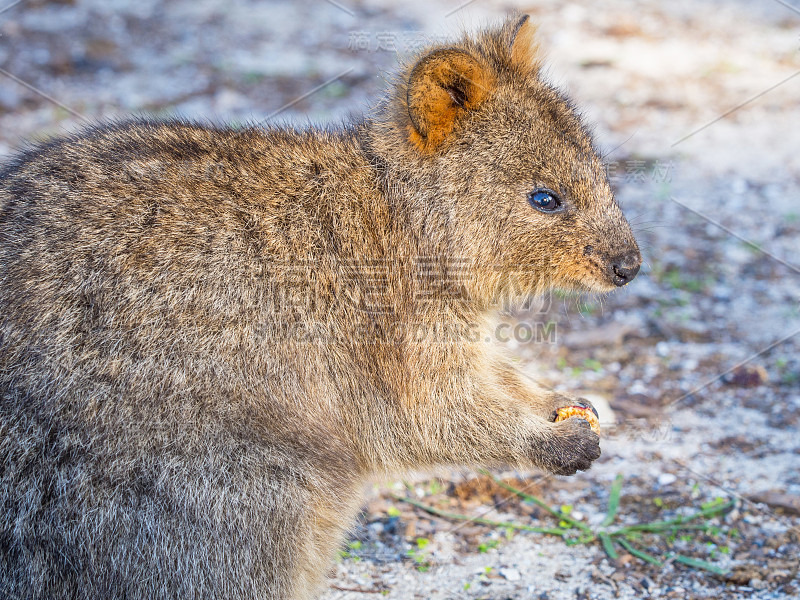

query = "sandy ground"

[{"left": 1, "top": 0, "right": 799, "bottom": 598}]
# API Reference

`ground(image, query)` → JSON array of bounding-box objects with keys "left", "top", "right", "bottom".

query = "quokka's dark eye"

[{"left": 527, "top": 188, "right": 563, "bottom": 213}]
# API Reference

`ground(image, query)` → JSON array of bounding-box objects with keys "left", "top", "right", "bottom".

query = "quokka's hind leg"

[
  {"left": 0, "top": 405, "right": 361, "bottom": 600},
  {"left": 100, "top": 464, "right": 359, "bottom": 600},
  {"left": 173, "top": 467, "right": 362, "bottom": 600},
  {"left": 0, "top": 451, "right": 305, "bottom": 598}
]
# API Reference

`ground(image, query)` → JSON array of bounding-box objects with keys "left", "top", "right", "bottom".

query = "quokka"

[{"left": 0, "top": 14, "right": 641, "bottom": 600}]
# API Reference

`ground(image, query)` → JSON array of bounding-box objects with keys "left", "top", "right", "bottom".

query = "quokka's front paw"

[{"left": 535, "top": 418, "right": 601, "bottom": 476}]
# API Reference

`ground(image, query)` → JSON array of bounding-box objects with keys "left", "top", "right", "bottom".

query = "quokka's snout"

[{"left": 608, "top": 250, "right": 642, "bottom": 286}]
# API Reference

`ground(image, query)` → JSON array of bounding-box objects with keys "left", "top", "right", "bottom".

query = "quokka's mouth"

[
  {"left": 577, "top": 258, "right": 642, "bottom": 291},
  {"left": 550, "top": 261, "right": 621, "bottom": 295},
  {"left": 550, "top": 277, "right": 615, "bottom": 296}
]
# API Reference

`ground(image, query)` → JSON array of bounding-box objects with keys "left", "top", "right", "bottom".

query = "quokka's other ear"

[
  {"left": 507, "top": 14, "right": 540, "bottom": 74},
  {"left": 406, "top": 48, "right": 495, "bottom": 153}
]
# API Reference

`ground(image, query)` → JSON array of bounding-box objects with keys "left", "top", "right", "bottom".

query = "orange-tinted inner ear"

[
  {"left": 509, "top": 16, "right": 540, "bottom": 73},
  {"left": 406, "top": 49, "right": 495, "bottom": 154}
]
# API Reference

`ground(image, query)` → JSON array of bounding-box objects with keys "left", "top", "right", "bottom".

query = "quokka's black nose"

[{"left": 609, "top": 254, "right": 641, "bottom": 287}]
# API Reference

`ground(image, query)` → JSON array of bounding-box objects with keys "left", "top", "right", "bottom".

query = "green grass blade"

[
  {"left": 599, "top": 532, "right": 618, "bottom": 559},
  {"left": 617, "top": 538, "right": 663, "bottom": 567},
  {"left": 677, "top": 499, "right": 735, "bottom": 524},
  {"left": 618, "top": 498, "right": 735, "bottom": 534},
  {"left": 695, "top": 499, "right": 736, "bottom": 519},
  {"left": 601, "top": 474, "right": 624, "bottom": 527},
  {"left": 671, "top": 554, "right": 730, "bottom": 575},
  {"left": 620, "top": 522, "right": 712, "bottom": 534}
]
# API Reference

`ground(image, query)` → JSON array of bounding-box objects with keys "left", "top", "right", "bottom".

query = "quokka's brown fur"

[{"left": 0, "top": 15, "right": 641, "bottom": 600}]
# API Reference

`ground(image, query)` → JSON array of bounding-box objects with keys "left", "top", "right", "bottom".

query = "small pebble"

[
  {"left": 658, "top": 473, "right": 677, "bottom": 486},
  {"left": 499, "top": 567, "right": 521, "bottom": 581}
]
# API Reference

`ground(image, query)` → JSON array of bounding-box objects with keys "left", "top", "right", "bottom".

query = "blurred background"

[{"left": 1, "top": 1, "right": 799, "bottom": 598}]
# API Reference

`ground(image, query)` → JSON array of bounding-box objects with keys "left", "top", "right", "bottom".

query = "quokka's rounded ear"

[
  {"left": 406, "top": 48, "right": 495, "bottom": 153},
  {"left": 507, "top": 14, "right": 540, "bottom": 73}
]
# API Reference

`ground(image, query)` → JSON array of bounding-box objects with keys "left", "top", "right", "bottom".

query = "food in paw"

[{"left": 554, "top": 404, "right": 600, "bottom": 434}]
